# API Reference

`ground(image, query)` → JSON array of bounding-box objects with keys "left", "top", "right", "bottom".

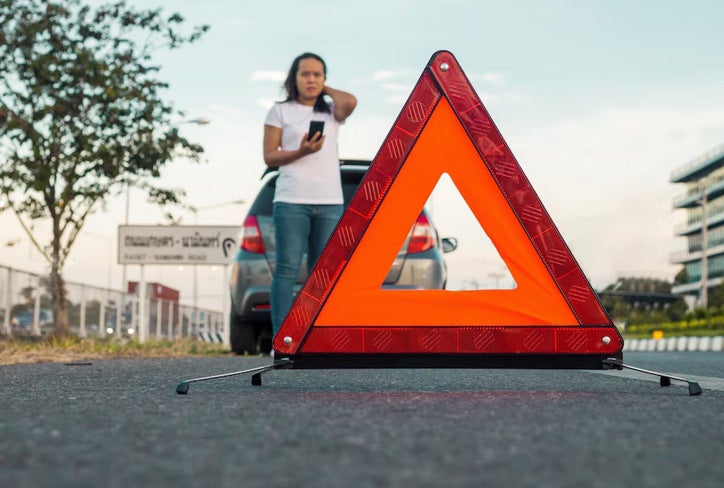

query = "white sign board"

[{"left": 118, "top": 225, "right": 239, "bottom": 265}]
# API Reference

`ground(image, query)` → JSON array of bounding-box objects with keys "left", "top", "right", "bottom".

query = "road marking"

[{"left": 586, "top": 369, "right": 724, "bottom": 392}]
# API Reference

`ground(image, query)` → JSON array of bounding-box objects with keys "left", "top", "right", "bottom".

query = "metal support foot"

[
  {"left": 602, "top": 358, "right": 702, "bottom": 396},
  {"left": 176, "top": 358, "right": 293, "bottom": 394}
]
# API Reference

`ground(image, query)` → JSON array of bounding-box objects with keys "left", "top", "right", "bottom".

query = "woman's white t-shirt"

[{"left": 264, "top": 100, "right": 343, "bottom": 204}]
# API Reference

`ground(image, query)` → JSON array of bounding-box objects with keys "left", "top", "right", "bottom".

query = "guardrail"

[{"left": 0, "top": 264, "right": 224, "bottom": 343}]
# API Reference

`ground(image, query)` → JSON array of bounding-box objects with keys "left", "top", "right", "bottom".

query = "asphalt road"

[{"left": 1, "top": 352, "right": 722, "bottom": 488}]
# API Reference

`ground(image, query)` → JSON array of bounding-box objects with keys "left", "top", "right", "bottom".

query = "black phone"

[{"left": 307, "top": 120, "right": 325, "bottom": 141}]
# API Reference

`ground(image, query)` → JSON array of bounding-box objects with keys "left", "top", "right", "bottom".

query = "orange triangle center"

[{"left": 315, "top": 98, "right": 578, "bottom": 327}]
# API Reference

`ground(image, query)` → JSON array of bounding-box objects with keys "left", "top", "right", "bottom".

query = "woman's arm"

[
  {"left": 324, "top": 85, "right": 357, "bottom": 122},
  {"left": 263, "top": 125, "right": 324, "bottom": 167}
]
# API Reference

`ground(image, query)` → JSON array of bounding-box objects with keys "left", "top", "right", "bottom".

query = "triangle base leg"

[
  {"left": 175, "top": 358, "right": 293, "bottom": 394},
  {"left": 602, "top": 358, "right": 702, "bottom": 396}
]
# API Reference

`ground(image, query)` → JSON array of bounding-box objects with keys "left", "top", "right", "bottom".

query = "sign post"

[{"left": 118, "top": 225, "right": 238, "bottom": 342}]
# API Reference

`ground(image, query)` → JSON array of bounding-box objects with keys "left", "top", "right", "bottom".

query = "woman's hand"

[
  {"left": 323, "top": 85, "right": 357, "bottom": 122},
  {"left": 263, "top": 125, "right": 325, "bottom": 167},
  {"left": 298, "top": 131, "right": 325, "bottom": 156}
]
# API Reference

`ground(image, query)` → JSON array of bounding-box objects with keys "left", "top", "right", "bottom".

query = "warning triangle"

[{"left": 274, "top": 51, "right": 622, "bottom": 367}]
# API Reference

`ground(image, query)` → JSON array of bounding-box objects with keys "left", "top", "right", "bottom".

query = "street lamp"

[
  {"left": 181, "top": 117, "right": 211, "bottom": 125},
  {"left": 188, "top": 198, "right": 247, "bottom": 216},
  {"left": 121, "top": 116, "right": 210, "bottom": 287}
]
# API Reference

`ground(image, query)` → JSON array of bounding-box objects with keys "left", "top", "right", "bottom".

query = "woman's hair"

[{"left": 283, "top": 52, "right": 331, "bottom": 113}]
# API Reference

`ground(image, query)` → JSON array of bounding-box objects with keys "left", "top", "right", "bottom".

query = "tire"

[
  {"left": 229, "top": 309, "right": 258, "bottom": 355},
  {"left": 258, "top": 333, "right": 273, "bottom": 354}
]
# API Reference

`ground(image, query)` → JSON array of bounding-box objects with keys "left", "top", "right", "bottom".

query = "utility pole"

[
  {"left": 119, "top": 182, "right": 130, "bottom": 339},
  {"left": 118, "top": 116, "right": 210, "bottom": 339},
  {"left": 488, "top": 271, "right": 505, "bottom": 289},
  {"left": 188, "top": 198, "right": 246, "bottom": 344},
  {"left": 700, "top": 182, "right": 709, "bottom": 309}
]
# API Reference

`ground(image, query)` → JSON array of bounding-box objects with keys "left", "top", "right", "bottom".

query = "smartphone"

[{"left": 307, "top": 120, "right": 325, "bottom": 141}]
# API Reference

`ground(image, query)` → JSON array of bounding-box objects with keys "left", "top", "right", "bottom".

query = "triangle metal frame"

[{"left": 174, "top": 51, "right": 702, "bottom": 395}]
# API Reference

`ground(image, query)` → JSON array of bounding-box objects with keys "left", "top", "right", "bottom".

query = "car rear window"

[{"left": 248, "top": 168, "right": 367, "bottom": 217}]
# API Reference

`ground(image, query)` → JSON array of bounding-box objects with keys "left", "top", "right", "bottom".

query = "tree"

[
  {"left": 0, "top": 0, "right": 208, "bottom": 336},
  {"left": 674, "top": 267, "right": 688, "bottom": 285},
  {"left": 599, "top": 276, "right": 687, "bottom": 325},
  {"left": 706, "top": 281, "right": 724, "bottom": 309},
  {"left": 604, "top": 276, "right": 672, "bottom": 294}
]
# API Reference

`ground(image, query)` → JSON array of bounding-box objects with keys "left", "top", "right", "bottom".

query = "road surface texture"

[{"left": 1, "top": 352, "right": 722, "bottom": 487}]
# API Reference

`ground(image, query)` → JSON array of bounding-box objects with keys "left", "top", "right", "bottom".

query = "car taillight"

[
  {"left": 240, "top": 215, "right": 265, "bottom": 254},
  {"left": 406, "top": 213, "right": 435, "bottom": 254}
]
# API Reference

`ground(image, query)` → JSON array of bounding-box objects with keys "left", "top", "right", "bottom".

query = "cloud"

[
  {"left": 370, "top": 70, "right": 515, "bottom": 106},
  {"left": 372, "top": 70, "right": 402, "bottom": 81},
  {"left": 469, "top": 72, "right": 506, "bottom": 85},
  {"left": 381, "top": 82, "right": 411, "bottom": 92},
  {"left": 385, "top": 94, "right": 409, "bottom": 105},
  {"left": 256, "top": 98, "right": 276, "bottom": 109},
  {"left": 250, "top": 70, "right": 286, "bottom": 82},
  {"left": 368, "top": 70, "right": 417, "bottom": 105},
  {"left": 208, "top": 103, "right": 245, "bottom": 118},
  {"left": 371, "top": 69, "right": 419, "bottom": 81},
  {"left": 476, "top": 90, "right": 526, "bottom": 104},
  {"left": 508, "top": 104, "right": 724, "bottom": 286},
  {"left": 223, "top": 18, "right": 251, "bottom": 27}
]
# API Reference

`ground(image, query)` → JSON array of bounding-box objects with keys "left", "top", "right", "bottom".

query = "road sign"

[
  {"left": 118, "top": 225, "right": 238, "bottom": 265},
  {"left": 273, "top": 50, "right": 623, "bottom": 368}
]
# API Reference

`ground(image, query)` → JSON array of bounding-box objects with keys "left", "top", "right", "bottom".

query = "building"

[
  {"left": 127, "top": 281, "right": 180, "bottom": 332},
  {"left": 670, "top": 143, "right": 724, "bottom": 305}
]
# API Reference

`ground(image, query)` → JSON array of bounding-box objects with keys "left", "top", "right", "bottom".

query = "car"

[
  {"left": 11, "top": 308, "right": 54, "bottom": 335},
  {"left": 228, "top": 160, "right": 458, "bottom": 354}
]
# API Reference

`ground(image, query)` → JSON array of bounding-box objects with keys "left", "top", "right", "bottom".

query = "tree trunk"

[
  {"left": 50, "top": 229, "right": 70, "bottom": 337},
  {"left": 50, "top": 265, "right": 69, "bottom": 337}
]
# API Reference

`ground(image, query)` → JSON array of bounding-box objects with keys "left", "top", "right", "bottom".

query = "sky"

[{"left": 2, "top": 0, "right": 724, "bottom": 310}]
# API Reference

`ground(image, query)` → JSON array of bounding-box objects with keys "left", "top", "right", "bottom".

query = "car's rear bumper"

[{"left": 231, "top": 285, "right": 273, "bottom": 322}]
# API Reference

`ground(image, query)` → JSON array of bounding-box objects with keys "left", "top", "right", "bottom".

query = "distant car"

[
  {"left": 228, "top": 160, "right": 458, "bottom": 354},
  {"left": 12, "top": 308, "right": 54, "bottom": 335}
]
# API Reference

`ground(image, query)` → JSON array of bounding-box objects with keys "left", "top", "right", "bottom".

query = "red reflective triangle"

[{"left": 274, "top": 50, "right": 622, "bottom": 360}]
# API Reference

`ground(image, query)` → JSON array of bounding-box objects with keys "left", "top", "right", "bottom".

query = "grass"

[
  {"left": 622, "top": 316, "right": 724, "bottom": 340},
  {"left": 0, "top": 336, "right": 232, "bottom": 366}
]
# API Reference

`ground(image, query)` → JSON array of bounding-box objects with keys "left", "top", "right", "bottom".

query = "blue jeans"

[{"left": 271, "top": 202, "right": 343, "bottom": 337}]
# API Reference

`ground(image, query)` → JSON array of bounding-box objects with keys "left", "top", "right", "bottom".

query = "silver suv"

[{"left": 228, "top": 160, "right": 457, "bottom": 354}]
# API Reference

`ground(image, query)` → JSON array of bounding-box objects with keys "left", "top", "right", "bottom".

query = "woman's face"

[{"left": 295, "top": 57, "right": 325, "bottom": 104}]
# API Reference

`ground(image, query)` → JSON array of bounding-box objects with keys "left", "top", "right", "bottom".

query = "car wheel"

[
  {"left": 258, "top": 332, "right": 273, "bottom": 354},
  {"left": 229, "top": 310, "right": 258, "bottom": 355}
]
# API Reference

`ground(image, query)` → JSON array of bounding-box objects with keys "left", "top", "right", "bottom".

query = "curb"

[
  {"left": 198, "top": 332, "right": 224, "bottom": 344},
  {"left": 623, "top": 336, "right": 723, "bottom": 352}
]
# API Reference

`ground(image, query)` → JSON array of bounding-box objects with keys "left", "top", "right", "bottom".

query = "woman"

[{"left": 263, "top": 52, "right": 357, "bottom": 341}]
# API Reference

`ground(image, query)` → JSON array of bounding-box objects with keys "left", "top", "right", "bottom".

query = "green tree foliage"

[
  {"left": 600, "top": 276, "right": 687, "bottom": 326},
  {"left": 603, "top": 276, "right": 672, "bottom": 293},
  {"left": 705, "top": 281, "right": 724, "bottom": 309},
  {"left": 673, "top": 267, "right": 688, "bottom": 285},
  {"left": 0, "top": 0, "right": 208, "bottom": 336}
]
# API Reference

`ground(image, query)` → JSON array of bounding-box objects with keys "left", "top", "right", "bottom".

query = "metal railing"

[
  {"left": 672, "top": 178, "right": 724, "bottom": 207},
  {"left": 0, "top": 264, "right": 225, "bottom": 343},
  {"left": 670, "top": 143, "right": 724, "bottom": 182}
]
